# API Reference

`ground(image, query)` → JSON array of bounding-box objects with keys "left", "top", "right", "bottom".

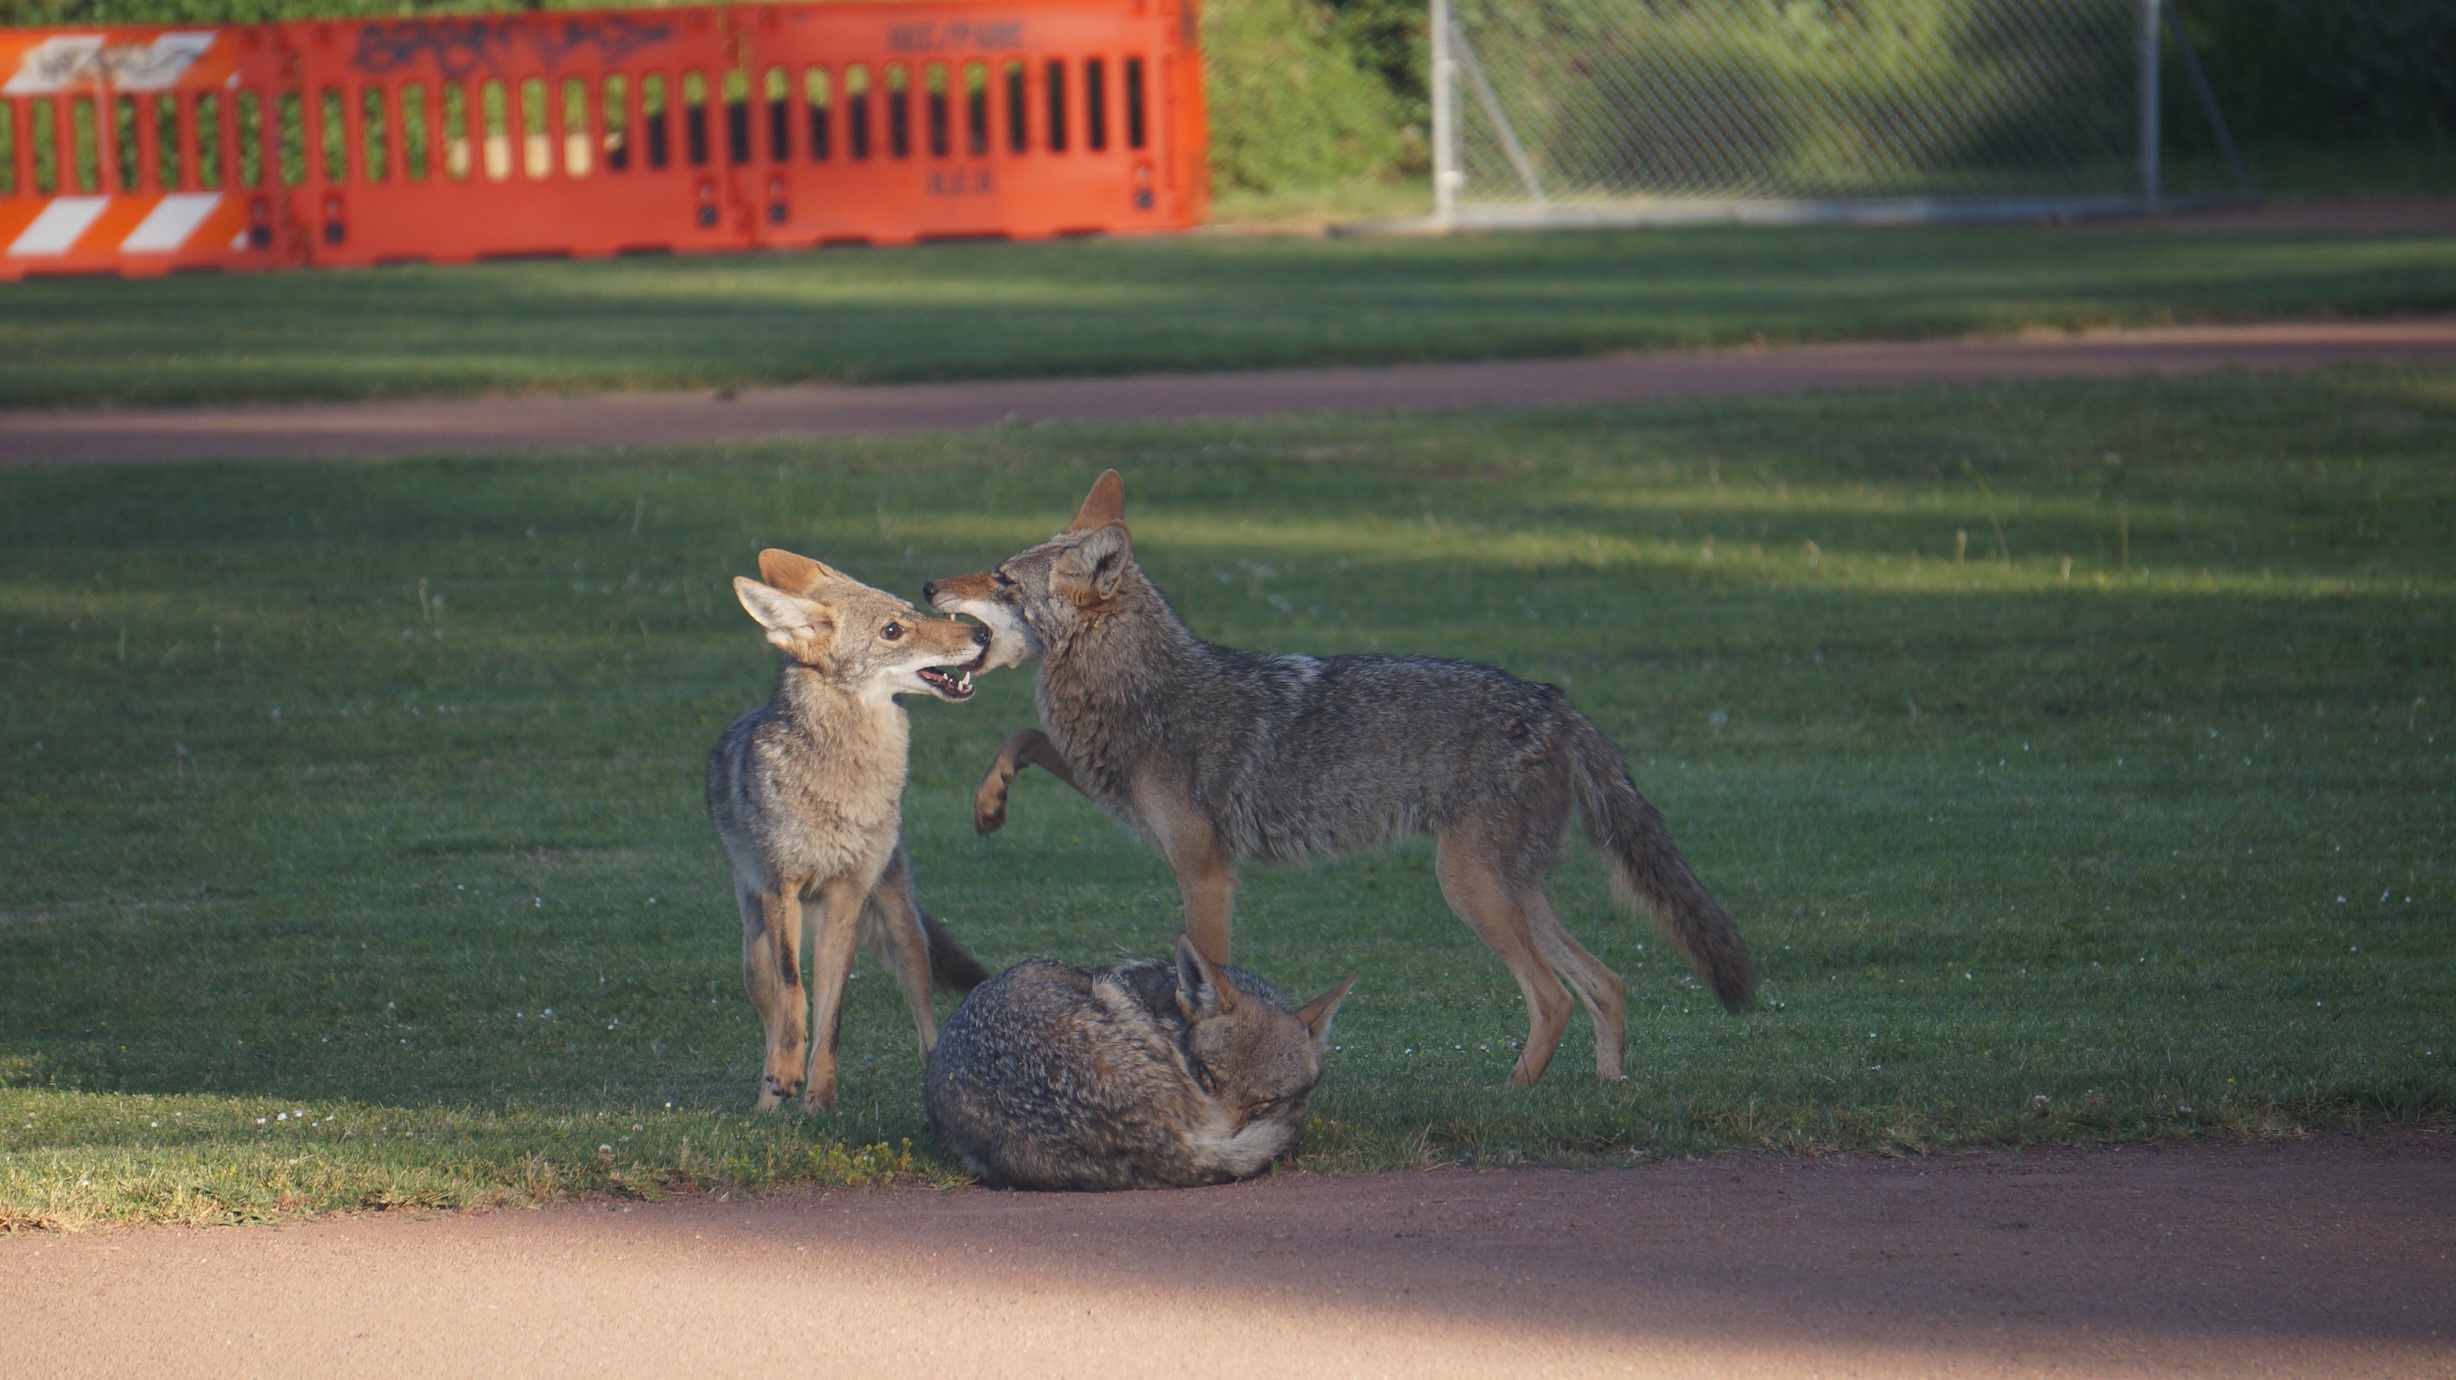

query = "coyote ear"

[
  {"left": 734, "top": 577, "right": 835, "bottom": 659},
  {"left": 758, "top": 548, "right": 842, "bottom": 596},
  {"left": 1051, "top": 521, "right": 1132, "bottom": 607},
  {"left": 1067, "top": 470, "right": 1125, "bottom": 532},
  {"left": 1174, "top": 933, "right": 1239, "bottom": 1021},
  {"left": 1296, "top": 972, "right": 1359, "bottom": 1045}
]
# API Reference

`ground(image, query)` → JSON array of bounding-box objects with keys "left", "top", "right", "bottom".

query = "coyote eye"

[{"left": 880, "top": 622, "right": 904, "bottom": 641}]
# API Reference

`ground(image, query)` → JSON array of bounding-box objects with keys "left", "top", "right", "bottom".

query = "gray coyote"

[
  {"left": 709, "top": 549, "right": 992, "bottom": 1112},
  {"left": 924, "top": 472, "right": 1753, "bottom": 1087},
  {"left": 926, "top": 935, "right": 1356, "bottom": 1189}
]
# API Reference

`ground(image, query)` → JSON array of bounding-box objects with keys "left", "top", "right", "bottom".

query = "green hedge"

[{"left": 2171, "top": 0, "right": 2454, "bottom": 145}]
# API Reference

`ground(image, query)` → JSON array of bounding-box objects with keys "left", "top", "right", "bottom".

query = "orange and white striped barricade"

[{"left": 0, "top": 23, "right": 290, "bottom": 278}]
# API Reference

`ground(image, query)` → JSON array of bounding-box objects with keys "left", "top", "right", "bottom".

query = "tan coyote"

[{"left": 709, "top": 549, "right": 991, "bottom": 1112}]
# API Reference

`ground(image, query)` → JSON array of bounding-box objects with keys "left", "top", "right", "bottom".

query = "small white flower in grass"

[
  {"left": 599, "top": 1144, "right": 613, "bottom": 1154},
  {"left": 257, "top": 1117, "right": 266, "bottom": 1124}
]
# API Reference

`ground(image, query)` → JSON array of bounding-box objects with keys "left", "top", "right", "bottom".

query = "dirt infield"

[
  {"left": 4, "top": 317, "right": 2453, "bottom": 467},
  {"left": 2, "top": 1131, "right": 2447, "bottom": 1378}
]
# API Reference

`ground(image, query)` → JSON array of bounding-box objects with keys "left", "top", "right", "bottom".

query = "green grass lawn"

[
  {"left": 4, "top": 223, "right": 2455, "bottom": 409},
  {"left": 2, "top": 367, "right": 2450, "bottom": 1228}
]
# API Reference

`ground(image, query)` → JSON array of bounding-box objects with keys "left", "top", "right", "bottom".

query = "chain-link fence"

[{"left": 1426, "top": 0, "right": 2249, "bottom": 227}]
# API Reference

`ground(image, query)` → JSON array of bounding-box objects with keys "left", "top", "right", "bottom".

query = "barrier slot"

[
  {"left": 722, "top": 67, "right": 749, "bottom": 165},
  {"left": 845, "top": 63, "right": 869, "bottom": 159},
  {"left": 925, "top": 61, "right": 948, "bottom": 158},
  {"left": 963, "top": 60, "right": 988, "bottom": 156},
  {"left": 1043, "top": 58, "right": 1065, "bottom": 152},
  {"left": 886, "top": 62, "right": 908, "bottom": 159},
  {"left": 643, "top": 72, "right": 669, "bottom": 169},
  {"left": 803, "top": 66, "right": 829, "bottom": 160},
  {"left": 564, "top": 77, "right": 593, "bottom": 177},
  {"left": 604, "top": 74, "right": 631, "bottom": 172},
  {"left": 1084, "top": 58, "right": 1105, "bottom": 151},
  {"left": 1002, "top": 59, "right": 1026, "bottom": 153}
]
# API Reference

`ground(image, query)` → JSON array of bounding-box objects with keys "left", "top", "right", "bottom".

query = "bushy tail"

[
  {"left": 1567, "top": 714, "right": 1755, "bottom": 1011},
  {"left": 919, "top": 912, "right": 992, "bottom": 992}
]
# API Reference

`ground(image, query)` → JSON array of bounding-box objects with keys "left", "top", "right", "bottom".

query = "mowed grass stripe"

[
  {"left": 4, "top": 225, "right": 2456, "bottom": 408},
  {"left": 0, "top": 368, "right": 2448, "bottom": 1227}
]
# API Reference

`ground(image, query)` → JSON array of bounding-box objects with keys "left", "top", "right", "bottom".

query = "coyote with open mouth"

[{"left": 708, "top": 548, "right": 992, "bottom": 1112}]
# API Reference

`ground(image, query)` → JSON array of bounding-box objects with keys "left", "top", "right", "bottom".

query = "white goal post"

[{"left": 1412, "top": 0, "right": 2252, "bottom": 231}]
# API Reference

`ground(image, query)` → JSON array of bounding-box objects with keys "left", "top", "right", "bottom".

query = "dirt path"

[
  {"left": 5, "top": 317, "right": 2454, "bottom": 467},
  {"left": 3, "top": 1131, "right": 2447, "bottom": 1377}
]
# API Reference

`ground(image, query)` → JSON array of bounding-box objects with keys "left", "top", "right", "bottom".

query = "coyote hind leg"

[
  {"left": 739, "top": 884, "right": 808, "bottom": 1110},
  {"left": 1434, "top": 829, "right": 1574, "bottom": 1087},
  {"left": 1522, "top": 886, "right": 1629, "bottom": 1081}
]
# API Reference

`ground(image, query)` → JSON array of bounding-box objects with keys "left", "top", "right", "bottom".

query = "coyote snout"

[{"left": 922, "top": 571, "right": 1040, "bottom": 674}]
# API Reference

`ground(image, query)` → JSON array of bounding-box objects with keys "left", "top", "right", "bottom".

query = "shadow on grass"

[{"left": 0, "top": 368, "right": 2449, "bottom": 1223}]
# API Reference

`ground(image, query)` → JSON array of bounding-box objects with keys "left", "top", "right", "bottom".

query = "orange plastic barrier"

[
  {"left": 0, "top": 0, "right": 1205, "bottom": 279},
  {"left": 0, "top": 25, "right": 287, "bottom": 277}
]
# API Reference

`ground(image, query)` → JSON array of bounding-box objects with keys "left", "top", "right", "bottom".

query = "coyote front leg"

[
  {"left": 740, "top": 884, "right": 809, "bottom": 1110},
  {"left": 974, "top": 729, "right": 1084, "bottom": 834},
  {"left": 801, "top": 873, "right": 873, "bottom": 1113}
]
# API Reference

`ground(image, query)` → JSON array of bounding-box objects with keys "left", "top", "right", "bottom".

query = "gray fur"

[
  {"left": 926, "top": 472, "right": 1753, "bottom": 1087},
  {"left": 925, "top": 936, "right": 1354, "bottom": 1190}
]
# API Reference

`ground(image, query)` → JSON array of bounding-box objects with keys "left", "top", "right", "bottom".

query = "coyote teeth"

[{"left": 958, "top": 671, "right": 973, "bottom": 693}]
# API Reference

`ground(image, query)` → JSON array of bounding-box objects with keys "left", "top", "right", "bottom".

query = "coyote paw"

[
  {"left": 801, "top": 1085, "right": 839, "bottom": 1114},
  {"left": 756, "top": 1068, "right": 802, "bottom": 1111},
  {"left": 973, "top": 782, "right": 1010, "bottom": 834}
]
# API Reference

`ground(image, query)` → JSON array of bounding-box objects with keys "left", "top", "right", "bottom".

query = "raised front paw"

[{"left": 974, "top": 776, "right": 1011, "bottom": 834}]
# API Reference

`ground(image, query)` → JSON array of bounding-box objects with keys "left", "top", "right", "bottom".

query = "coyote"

[
  {"left": 926, "top": 935, "right": 1356, "bottom": 1190},
  {"left": 709, "top": 548, "right": 992, "bottom": 1112},
  {"left": 924, "top": 471, "right": 1753, "bottom": 1088}
]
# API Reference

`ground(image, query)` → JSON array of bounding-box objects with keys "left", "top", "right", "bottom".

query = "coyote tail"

[
  {"left": 919, "top": 912, "right": 992, "bottom": 992},
  {"left": 1567, "top": 714, "right": 1756, "bottom": 1011}
]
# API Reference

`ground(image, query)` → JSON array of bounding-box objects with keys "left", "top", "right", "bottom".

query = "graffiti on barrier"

[{"left": 350, "top": 15, "right": 674, "bottom": 79}]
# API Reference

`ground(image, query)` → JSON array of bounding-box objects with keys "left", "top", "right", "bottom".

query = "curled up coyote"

[
  {"left": 926, "top": 471, "right": 1754, "bottom": 1088},
  {"left": 927, "top": 935, "right": 1356, "bottom": 1190},
  {"left": 709, "top": 549, "right": 992, "bottom": 1112}
]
